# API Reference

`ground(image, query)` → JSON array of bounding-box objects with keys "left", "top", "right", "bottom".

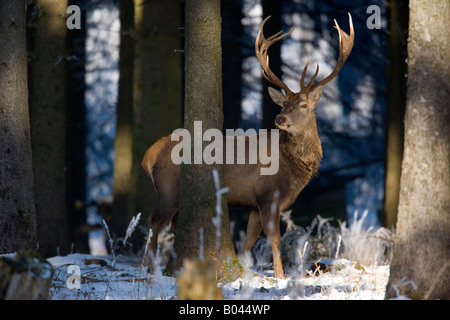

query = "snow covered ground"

[
  {"left": 48, "top": 253, "right": 389, "bottom": 300},
  {"left": 47, "top": 211, "right": 393, "bottom": 300}
]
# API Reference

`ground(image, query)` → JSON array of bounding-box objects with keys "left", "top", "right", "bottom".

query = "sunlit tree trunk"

[
  {"left": 385, "top": 0, "right": 450, "bottom": 299},
  {"left": 168, "top": 0, "right": 240, "bottom": 280},
  {"left": 126, "top": 0, "right": 183, "bottom": 232},
  {"left": 382, "top": 0, "right": 408, "bottom": 229},
  {"left": 111, "top": 0, "right": 135, "bottom": 237}
]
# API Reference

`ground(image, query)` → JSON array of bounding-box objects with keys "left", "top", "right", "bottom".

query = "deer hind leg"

[
  {"left": 243, "top": 209, "right": 262, "bottom": 254},
  {"left": 146, "top": 198, "right": 178, "bottom": 257},
  {"left": 260, "top": 206, "right": 285, "bottom": 279}
]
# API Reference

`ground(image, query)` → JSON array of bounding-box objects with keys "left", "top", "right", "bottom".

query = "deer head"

[{"left": 256, "top": 13, "right": 354, "bottom": 134}]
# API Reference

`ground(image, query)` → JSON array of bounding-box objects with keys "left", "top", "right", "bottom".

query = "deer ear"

[
  {"left": 268, "top": 87, "right": 286, "bottom": 107},
  {"left": 308, "top": 86, "right": 323, "bottom": 108}
]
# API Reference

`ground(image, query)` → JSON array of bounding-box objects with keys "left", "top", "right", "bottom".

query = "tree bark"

[
  {"left": 0, "top": 0, "right": 37, "bottom": 253},
  {"left": 127, "top": 0, "right": 183, "bottom": 231},
  {"left": 382, "top": 0, "right": 408, "bottom": 229},
  {"left": 168, "top": 0, "right": 239, "bottom": 280},
  {"left": 28, "top": 0, "right": 70, "bottom": 257},
  {"left": 385, "top": 0, "right": 450, "bottom": 300},
  {"left": 111, "top": 0, "right": 135, "bottom": 237}
]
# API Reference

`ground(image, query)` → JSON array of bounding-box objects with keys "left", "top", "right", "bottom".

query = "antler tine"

[
  {"left": 300, "top": 62, "right": 320, "bottom": 92},
  {"left": 256, "top": 16, "right": 295, "bottom": 95},
  {"left": 267, "top": 30, "right": 284, "bottom": 42},
  {"left": 306, "top": 13, "right": 354, "bottom": 94}
]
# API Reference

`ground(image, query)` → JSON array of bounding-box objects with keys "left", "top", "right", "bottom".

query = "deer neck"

[{"left": 279, "top": 125, "right": 323, "bottom": 176}]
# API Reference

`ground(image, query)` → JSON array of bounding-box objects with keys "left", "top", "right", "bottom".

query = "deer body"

[
  {"left": 142, "top": 14, "right": 354, "bottom": 278},
  {"left": 142, "top": 128, "right": 321, "bottom": 278},
  {"left": 144, "top": 131, "right": 321, "bottom": 210}
]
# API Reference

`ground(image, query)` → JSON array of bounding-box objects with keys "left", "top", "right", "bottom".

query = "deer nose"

[{"left": 275, "top": 115, "right": 286, "bottom": 125}]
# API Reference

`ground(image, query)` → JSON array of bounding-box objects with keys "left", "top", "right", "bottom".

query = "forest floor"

[
  {"left": 48, "top": 253, "right": 390, "bottom": 300},
  {"left": 48, "top": 212, "right": 395, "bottom": 300}
]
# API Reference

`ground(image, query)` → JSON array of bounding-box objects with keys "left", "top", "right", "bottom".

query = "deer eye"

[{"left": 300, "top": 103, "right": 307, "bottom": 109}]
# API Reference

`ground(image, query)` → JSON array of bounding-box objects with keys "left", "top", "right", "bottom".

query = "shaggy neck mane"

[{"left": 279, "top": 127, "right": 323, "bottom": 176}]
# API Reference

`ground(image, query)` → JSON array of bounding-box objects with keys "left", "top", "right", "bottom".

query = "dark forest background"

[
  {"left": 1, "top": 0, "right": 409, "bottom": 257},
  {"left": 2, "top": 0, "right": 448, "bottom": 300}
]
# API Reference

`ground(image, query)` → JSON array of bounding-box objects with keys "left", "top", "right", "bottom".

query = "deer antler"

[
  {"left": 300, "top": 13, "right": 354, "bottom": 95},
  {"left": 256, "top": 13, "right": 354, "bottom": 97},
  {"left": 255, "top": 16, "right": 295, "bottom": 95}
]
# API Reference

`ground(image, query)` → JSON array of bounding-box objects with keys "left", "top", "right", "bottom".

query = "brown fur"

[
  {"left": 141, "top": 135, "right": 172, "bottom": 187},
  {"left": 141, "top": 95, "right": 323, "bottom": 279}
]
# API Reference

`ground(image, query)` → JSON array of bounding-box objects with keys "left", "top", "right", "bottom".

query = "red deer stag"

[{"left": 141, "top": 13, "right": 354, "bottom": 278}]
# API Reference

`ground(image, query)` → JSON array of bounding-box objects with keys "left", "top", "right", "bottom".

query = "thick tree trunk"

[
  {"left": 168, "top": 0, "right": 239, "bottom": 280},
  {"left": 0, "top": 0, "right": 37, "bottom": 253},
  {"left": 28, "top": 0, "right": 70, "bottom": 257},
  {"left": 382, "top": 0, "right": 408, "bottom": 229},
  {"left": 127, "top": 0, "right": 183, "bottom": 230},
  {"left": 111, "top": 0, "right": 135, "bottom": 237},
  {"left": 385, "top": 0, "right": 450, "bottom": 300}
]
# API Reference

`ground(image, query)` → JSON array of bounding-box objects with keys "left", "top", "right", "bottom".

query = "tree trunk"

[
  {"left": 168, "top": 0, "right": 239, "bottom": 280},
  {"left": 66, "top": 0, "right": 88, "bottom": 253},
  {"left": 0, "top": 0, "right": 37, "bottom": 253},
  {"left": 382, "top": 0, "right": 408, "bottom": 229},
  {"left": 385, "top": 0, "right": 450, "bottom": 300},
  {"left": 111, "top": 0, "right": 135, "bottom": 237},
  {"left": 28, "top": 0, "right": 70, "bottom": 257},
  {"left": 127, "top": 0, "right": 183, "bottom": 231}
]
